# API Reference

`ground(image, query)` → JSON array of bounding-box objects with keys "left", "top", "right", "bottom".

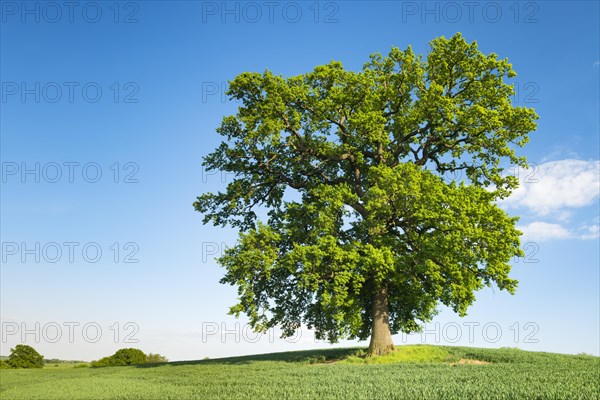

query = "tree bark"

[{"left": 367, "top": 285, "right": 395, "bottom": 356}]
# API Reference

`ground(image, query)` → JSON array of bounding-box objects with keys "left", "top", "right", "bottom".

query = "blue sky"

[{"left": 1, "top": 1, "right": 598, "bottom": 361}]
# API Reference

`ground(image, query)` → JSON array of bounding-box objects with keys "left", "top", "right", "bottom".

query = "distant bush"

[
  {"left": 0, "top": 360, "right": 11, "bottom": 369},
  {"left": 5, "top": 345, "right": 44, "bottom": 369},
  {"left": 90, "top": 357, "right": 112, "bottom": 368},
  {"left": 111, "top": 348, "right": 147, "bottom": 365},
  {"left": 146, "top": 353, "right": 168, "bottom": 363},
  {"left": 91, "top": 348, "right": 147, "bottom": 368}
]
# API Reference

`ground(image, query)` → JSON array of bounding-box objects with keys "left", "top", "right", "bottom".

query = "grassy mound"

[{"left": 340, "top": 345, "right": 455, "bottom": 364}]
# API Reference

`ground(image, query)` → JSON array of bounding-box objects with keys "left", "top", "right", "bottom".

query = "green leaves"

[
  {"left": 196, "top": 33, "right": 537, "bottom": 343},
  {"left": 363, "top": 163, "right": 519, "bottom": 317},
  {"left": 6, "top": 345, "right": 44, "bottom": 369},
  {"left": 90, "top": 348, "right": 148, "bottom": 368}
]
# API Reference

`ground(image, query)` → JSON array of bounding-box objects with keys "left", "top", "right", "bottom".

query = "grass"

[
  {"left": 43, "top": 362, "right": 90, "bottom": 369},
  {"left": 340, "top": 344, "right": 454, "bottom": 364},
  {"left": 1, "top": 345, "right": 598, "bottom": 399}
]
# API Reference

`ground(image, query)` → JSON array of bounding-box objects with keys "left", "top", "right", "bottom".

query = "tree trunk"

[{"left": 367, "top": 285, "right": 395, "bottom": 356}]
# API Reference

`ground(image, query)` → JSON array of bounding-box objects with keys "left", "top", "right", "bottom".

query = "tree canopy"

[
  {"left": 6, "top": 345, "right": 44, "bottom": 369},
  {"left": 91, "top": 348, "right": 148, "bottom": 367},
  {"left": 194, "top": 33, "right": 538, "bottom": 355}
]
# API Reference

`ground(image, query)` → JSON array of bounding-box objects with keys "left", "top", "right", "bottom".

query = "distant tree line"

[
  {"left": 43, "top": 358, "right": 86, "bottom": 364},
  {"left": 0, "top": 345, "right": 168, "bottom": 369}
]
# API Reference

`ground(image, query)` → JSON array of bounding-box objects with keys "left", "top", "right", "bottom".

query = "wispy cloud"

[
  {"left": 578, "top": 224, "right": 600, "bottom": 240},
  {"left": 519, "top": 222, "right": 571, "bottom": 241},
  {"left": 519, "top": 221, "right": 600, "bottom": 241}
]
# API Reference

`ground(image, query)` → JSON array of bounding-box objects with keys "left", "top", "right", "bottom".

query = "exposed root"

[{"left": 366, "top": 344, "right": 395, "bottom": 357}]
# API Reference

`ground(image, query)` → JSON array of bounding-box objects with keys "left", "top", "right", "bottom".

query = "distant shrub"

[
  {"left": 0, "top": 360, "right": 11, "bottom": 369},
  {"left": 146, "top": 353, "right": 168, "bottom": 363},
  {"left": 111, "top": 348, "right": 147, "bottom": 366},
  {"left": 90, "top": 357, "right": 112, "bottom": 368},
  {"left": 73, "top": 363, "right": 89, "bottom": 368},
  {"left": 6, "top": 345, "right": 44, "bottom": 369},
  {"left": 91, "top": 348, "right": 147, "bottom": 367}
]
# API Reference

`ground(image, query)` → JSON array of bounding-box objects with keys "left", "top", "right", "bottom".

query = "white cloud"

[
  {"left": 503, "top": 159, "right": 600, "bottom": 216},
  {"left": 519, "top": 221, "right": 600, "bottom": 241},
  {"left": 519, "top": 222, "right": 572, "bottom": 241},
  {"left": 578, "top": 224, "right": 600, "bottom": 240}
]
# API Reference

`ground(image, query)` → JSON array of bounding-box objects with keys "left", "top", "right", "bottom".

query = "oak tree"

[
  {"left": 7, "top": 345, "right": 44, "bottom": 369},
  {"left": 194, "top": 33, "right": 538, "bottom": 356}
]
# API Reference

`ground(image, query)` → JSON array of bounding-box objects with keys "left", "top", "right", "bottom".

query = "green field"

[
  {"left": 42, "top": 362, "right": 90, "bottom": 369},
  {"left": 1, "top": 345, "right": 598, "bottom": 399}
]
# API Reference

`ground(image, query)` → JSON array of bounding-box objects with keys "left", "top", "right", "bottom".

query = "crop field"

[
  {"left": 41, "top": 362, "right": 89, "bottom": 369},
  {"left": 1, "top": 345, "right": 598, "bottom": 399}
]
